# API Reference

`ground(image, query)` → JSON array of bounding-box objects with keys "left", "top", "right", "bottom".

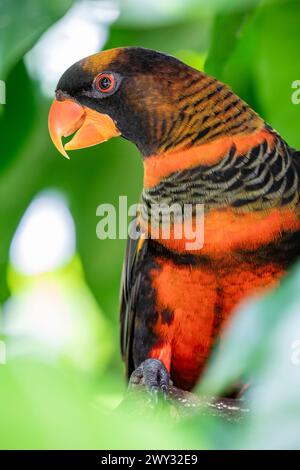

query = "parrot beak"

[{"left": 48, "top": 99, "right": 120, "bottom": 159}]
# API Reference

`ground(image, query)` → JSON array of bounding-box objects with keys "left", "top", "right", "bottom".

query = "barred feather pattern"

[
  {"left": 142, "top": 130, "right": 300, "bottom": 226},
  {"left": 141, "top": 71, "right": 264, "bottom": 156}
]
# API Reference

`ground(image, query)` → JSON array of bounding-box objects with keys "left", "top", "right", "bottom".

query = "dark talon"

[
  {"left": 129, "top": 358, "right": 170, "bottom": 401},
  {"left": 160, "top": 384, "right": 168, "bottom": 401}
]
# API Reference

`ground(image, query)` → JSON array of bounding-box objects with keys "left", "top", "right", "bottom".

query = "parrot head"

[{"left": 48, "top": 46, "right": 202, "bottom": 158}]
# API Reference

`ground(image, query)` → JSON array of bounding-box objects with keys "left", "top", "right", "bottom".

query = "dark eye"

[{"left": 95, "top": 73, "right": 115, "bottom": 93}]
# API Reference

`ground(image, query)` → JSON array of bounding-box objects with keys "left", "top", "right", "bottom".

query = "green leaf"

[
  {"left": 0, "top": 0, "right": 74, "bottom": 300},
  {"left": 199, "top": 262, "right": 300, "bottom": 449},
  {"left": 0, "top": 101, "right": 51, "bottom": 303},
  {"left": 205, "top": 3, "right": 259, "bottom": 78},
  {"left": 0, "top": 358, "right": 200, "bottom": 449},
  {"left": 105, "top": 21, "right": 211, "bottom": 57},
  {"left": 0, "top": 60, "right": 36, "bottom": 172},
  {"left": 0, "top": 0, "right": 73, "bottom": 78},
  {"left": 205, "top": 0, "right": 300, "bottom": 148},
  {"left": 253, "top": 0, "right": 300, "bottom": 148},
  {"left": 117, "top": 0, "right": 263, "bottom": 28}
]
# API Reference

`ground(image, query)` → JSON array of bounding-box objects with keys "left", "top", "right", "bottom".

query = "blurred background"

[{"left": 1, "top": 0, "right": 300, "bottom": 450}]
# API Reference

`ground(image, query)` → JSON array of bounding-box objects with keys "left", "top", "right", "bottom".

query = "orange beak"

[{"left": 48, "top": 99, "right": 120, "bottom": 158}]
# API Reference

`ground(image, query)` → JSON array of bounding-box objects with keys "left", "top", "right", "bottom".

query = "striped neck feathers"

[{"left": 140, "top": 72, "right": 264, "bottom": 158}]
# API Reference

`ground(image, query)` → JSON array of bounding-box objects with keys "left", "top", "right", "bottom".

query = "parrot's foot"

[{"left": 129, "top": 358, "right": 170, "bottom": 401}]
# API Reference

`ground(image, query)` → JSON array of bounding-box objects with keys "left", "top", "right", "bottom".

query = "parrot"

[{"left": 48, "top": 47, "right": 300, "bottom": 395}]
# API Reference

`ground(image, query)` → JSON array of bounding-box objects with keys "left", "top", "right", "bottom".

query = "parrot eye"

[{"left": 95, "top": 73, "right": 115, "bottom": 93}]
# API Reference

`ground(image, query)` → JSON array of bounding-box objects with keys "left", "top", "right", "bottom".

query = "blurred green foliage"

[
  {"left": 0, "top": 0, "right": 300, "bottom": 450},
  {"left": 0, "top": 0, "right": 73, "bottom": 78}
]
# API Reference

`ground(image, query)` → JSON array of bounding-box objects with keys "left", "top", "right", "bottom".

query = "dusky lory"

[{"left": 49, "top": 47, "right": 300, "bottom": 394}]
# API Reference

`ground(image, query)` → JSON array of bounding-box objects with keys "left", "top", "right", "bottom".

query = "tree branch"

[{"left": 118, "top": 384, "right": 249, "bottom": 422}]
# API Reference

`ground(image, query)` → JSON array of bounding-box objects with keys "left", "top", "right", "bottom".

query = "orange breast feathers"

[
  {"left": 148, "top": 255, "right": 284, "bottom": 390},
  {"left": 142, "top": 206, "right": 300, "bottom": 256}
]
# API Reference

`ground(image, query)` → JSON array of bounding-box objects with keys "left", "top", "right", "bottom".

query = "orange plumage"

[{"left": 49, "top": 47, "right": 300, "bottom": 394}]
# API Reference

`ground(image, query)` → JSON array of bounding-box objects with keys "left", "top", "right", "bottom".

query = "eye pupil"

[{"left": 99, "top": 76, "right": 111, "bottom": 90}]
